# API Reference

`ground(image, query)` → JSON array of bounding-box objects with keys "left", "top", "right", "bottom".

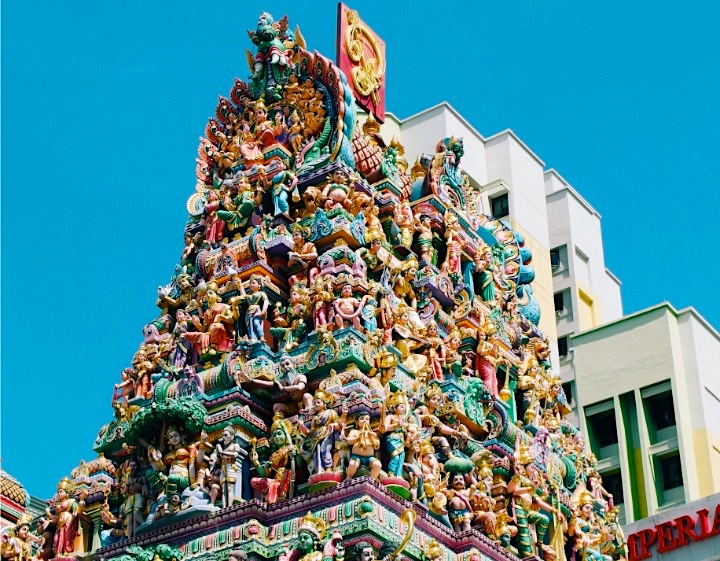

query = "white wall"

[
  {"left": 679, "top": 311, "right": 720, "bottom": 434},
  {"left": 572, "top": 306, "right": 676, "bottom": 404}
]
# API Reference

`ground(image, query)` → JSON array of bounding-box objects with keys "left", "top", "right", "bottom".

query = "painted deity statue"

[
  {"left": 271, "top": 286, "right": 310, "bottom": 351},
  {"left": 571, "top": 492, "right": 613, "bottom": 561},
  {"left": 2, "top": 515, "right": 33, "bottom": 561},
  {"left": 288, "top": 224, "right": 319, "bottom": 285},
  {"left": 333, "top": 284, "right": 364, "bottom": 331},
  {"left": 395, "top": 199, "right": 414, "bottom": 248},
  {"left": 446, "top": 473, "right": 474, "bottom": 533},
  {"left": 278, "top": 512, "right": 342, "bottom": 561},
  {"left": 186, "top": 283, "right": 237, "bottom": 355},
  {"left": 322, "top": 170, "right": 352, "bottom": 211},
  {"left": 249, "top": 13, "right": 293, "bottom": 81},
  {"left": 210, "top": 425, "right": 241, "bottom": 507},
  {"left": 298, "top": 391, "right": 340, "bottom": 474},
  {"left": 203, "top": 190, "right": 226, "bottom": 247},
  {"left": 343, "top": 410, "right": 381, "bottom": 480},
  {"left": 235, "top": 274, "right": 270, "bottom": 342},
  {"left": 217, "top": 172, "right": 261, "bottom": 233},
  {"left": 41, "top": 478, "right": 81, "bottom": 558},
  {"left": 507, "top": 445, "right": 557, "bottom": 559},
  {"left": 382, "top": 392, "right": 415, "bottom": 478},
  {"left": 253, "top": 354, "right": 311, "bottom": 415},
  {"left": 119, "top": 457, "right": 148, "bottom": 539},
  {"left": 250, "top": 415, "right": 296, "bottom": 503},
  {"left": 145, "top": 425, "right": 197, "bottom": 502},
  {"left": 414, "top": 213, "right": 435, "bottom": 265},
  {"left": 265, "top": 159, "right": 298, "bottom": 216},
  {"left": 476, "top": 324, "right": 501, "bottom": 398}
]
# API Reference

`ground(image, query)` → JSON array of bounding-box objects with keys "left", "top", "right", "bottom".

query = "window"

[
  {"left": 550, "top": 248, "right": 561, "bottom": 269},
  {"left": 562, "top": 382, "right": 573, "bottom": 405},
  {"left": 554, "top": 292, "right": 565, "bottom": 312},
  {"left": 558, "top": 336, "right": 568, "bottom": 358},
  {"left": 602, "top": 471, "right": 624, "bottom": 505},
  {"left": 490, "top": 193, "right": 509, "bottom": 218},
  {"left": 550, "top": 245, "right": 568, "bottom": 275},
  {"left": 660, "top": 454, "right": 683, "bottom": 491},
  {"left": 589, "top": 410, "right": 619, "bottom": 448},
  {"left": 642, "top": 383, "right": 677, "bottom": 444},
  {"left": 646, "top": 392, "right": 676, "bottom": 431}
]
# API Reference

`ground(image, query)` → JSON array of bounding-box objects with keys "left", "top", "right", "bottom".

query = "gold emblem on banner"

[{"left": 343, "top": 9, "right": 385, "bottom": 107}]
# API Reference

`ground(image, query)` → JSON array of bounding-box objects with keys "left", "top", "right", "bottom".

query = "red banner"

[{"left": 336, "top": 3, "right": 386, "bottom": 122}]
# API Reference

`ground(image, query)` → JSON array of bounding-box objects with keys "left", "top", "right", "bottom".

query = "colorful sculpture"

[{"left": 34, "top": 11, "right": 628, "bottom": 561}]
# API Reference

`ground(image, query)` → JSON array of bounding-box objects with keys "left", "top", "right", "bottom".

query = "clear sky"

[{"left": 3, "top": 0, "right": 719, "bottom": 499}]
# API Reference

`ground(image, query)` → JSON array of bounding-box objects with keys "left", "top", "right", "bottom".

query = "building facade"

[{"left": 571, "top": 303, "right": 720, "bottom": 524}]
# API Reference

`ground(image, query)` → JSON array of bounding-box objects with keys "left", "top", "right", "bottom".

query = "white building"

[{"left": 545, "top": 170, "right": 624, "bottom": 424}]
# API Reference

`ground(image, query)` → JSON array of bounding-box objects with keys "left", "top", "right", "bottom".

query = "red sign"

[
  {"left": 336, "top": 3, "right": 386, "bottom": 122},
  {"left": 627, "top": 503, "right": 720, "bottom": 560}
]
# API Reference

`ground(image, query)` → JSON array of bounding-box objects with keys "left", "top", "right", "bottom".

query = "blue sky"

[{"left": 3, "top": 1, "right": 719, "bottom": 499}]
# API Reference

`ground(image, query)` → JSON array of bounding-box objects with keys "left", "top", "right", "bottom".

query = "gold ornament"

[
  {"left": 57, "top": 477, "right": 75, "bottom": 494},
  {"left": 578, "top": 491, "right": 594, "bottom": 508},
  {"left": 298, "top": 511, "right": 326, "bottom": 540},
  {"left": 515, "top": 444, "right": 534, "bottom": 466},
  {"left": 313, "top": 390, "right": 334, "bottom": 407},
  {"left": 344, "top": 9, "right": 385, "bottom": 107}
]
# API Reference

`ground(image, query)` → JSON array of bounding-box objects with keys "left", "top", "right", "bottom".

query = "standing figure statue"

[
  {"left": 395, "top": 200, "right": 414, "bottom": 248},
  {"left": 476, "top": 324, "right": 501, "bottom": 398},
  {"left": 382, "top": 392, "right": 414, "bottom": 477},
  {"left": 298, "top": 391, "right": 340, "bottom": 474},
  {"left": 333, "top": 285, "right": 364, "bottom": 331},
  {"left": 41, "top": 478, "right": 81, "bottom": 558},
  {"left": 507, "top": 444, "right": 556, "bottom": 558},
  {"left": 414, "top": 213, "right": 435, "bottom": 265},
  {"left": 235, "top": 274, "right": 270, "bottom": 342},
  {"left": 265, "top": 160, "right": 298, "bottom": 216},
  {"left": 343, "top": 409, "right": 381, "bottom": 480},
  {"left": 446, "top": 473, "right": 473, "bottom": 533},
  {"left": 210, "top": 425, "right": 242, "bottom": 507},
  {"left": 119, "top": 457, "right": 148, "bottom": 539},
  {"left": 203, "top": 190, "right": 226, "bottom": 247}
]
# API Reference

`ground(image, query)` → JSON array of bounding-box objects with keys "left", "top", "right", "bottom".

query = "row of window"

[{"left": 584, "top": 382, "right": 682, "bottom": 513}]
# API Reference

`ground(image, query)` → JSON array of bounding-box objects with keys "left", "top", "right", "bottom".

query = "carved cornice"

[{"left": 96, "top": 478, "right": 521, "bottom": 561}]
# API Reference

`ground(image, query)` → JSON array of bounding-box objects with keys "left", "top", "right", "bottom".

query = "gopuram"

[{"left": 6, "top": 9, "right": 628, "bottom": 561}]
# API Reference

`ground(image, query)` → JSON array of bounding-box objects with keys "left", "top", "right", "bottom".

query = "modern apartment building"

[
  {"left": 571, "top": 303, "right": 720, "bottom": 524},
  {"left": 545, "top": 170, "right": 624, "bottom": 425}
]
